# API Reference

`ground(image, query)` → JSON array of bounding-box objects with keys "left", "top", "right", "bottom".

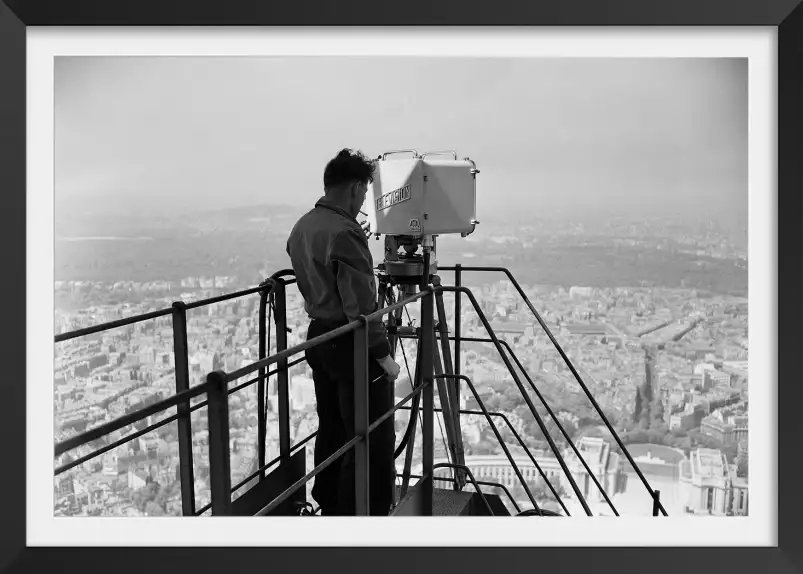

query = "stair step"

[
  {"left": 393, "top": 485, "right": 480, "bottom": 516},
  {"left": 392, "top": 484, "right": 510, "bottom": 516},
  {"left": 432, "top": 487, "right": 475, "bottom": 516}
]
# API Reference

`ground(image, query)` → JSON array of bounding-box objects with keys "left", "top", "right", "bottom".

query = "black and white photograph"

[{"left": 24, "top": 27, "right": 778, "bottom": 548}]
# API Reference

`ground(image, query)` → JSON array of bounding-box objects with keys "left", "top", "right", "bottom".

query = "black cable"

[
  {"left": 393, "top": 402, "right": 416, "bottom": 458},
  {"left": 262, "top": 291, "right": 274, "bottom": 449},
  {"left": 392, "top": 286, "right": 419, "bottom": 459},
  {"left": 396, "top": 331, "right": 449, "bottom": 469},
  {"left": 392, "top": 285, "right": 420, "bottom": 459},
  {"left": 391, "top": 285, "right": 450, "bottom": 466}
]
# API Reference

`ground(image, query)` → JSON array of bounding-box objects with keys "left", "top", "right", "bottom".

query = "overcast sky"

[{"left": 55, "top": 56, "right": 747, "bottom": 222}]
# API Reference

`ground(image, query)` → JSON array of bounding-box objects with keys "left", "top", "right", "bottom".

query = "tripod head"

[{"left": 359, "top": 149, "right": 480, "bottom": 283}]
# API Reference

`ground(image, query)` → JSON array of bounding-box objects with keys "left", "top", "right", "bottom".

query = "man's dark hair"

[{"left": 323, "top": 148, "right": 375, "bottom": 190}]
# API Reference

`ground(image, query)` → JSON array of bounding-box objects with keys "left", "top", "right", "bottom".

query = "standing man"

[{"left": 286, "top": 148, "right": 401, "bottom": 516}]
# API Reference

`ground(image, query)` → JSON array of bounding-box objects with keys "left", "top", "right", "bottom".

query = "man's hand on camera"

[{"left": 377, "top": 355, "right": 401, "bottom": 382}]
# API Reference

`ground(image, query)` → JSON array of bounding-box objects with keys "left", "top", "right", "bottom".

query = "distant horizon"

[{"left": 57, "top": 187, "right": 748, "bottom": 226}]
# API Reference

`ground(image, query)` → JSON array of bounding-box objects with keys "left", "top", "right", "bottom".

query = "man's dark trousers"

[{"left": 304, "top": 319, "right": 395, "bottom": 516}]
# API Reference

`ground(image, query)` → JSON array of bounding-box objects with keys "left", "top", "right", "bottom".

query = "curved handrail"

[
  {"left": 439, "top": 266, "right": 668, "bottom": 516},
  {"left": 380, "top": 149, "right": 420, "bottom": 160},
  {"left": 206, "top": 281, "right": 590, "bottom": 515},
  {"left": 53, "top": 264, "right": 667, "bottom": 517},
  {"left": 421, "top": 150, "right": 458, "bottom": 160},
  {"left": 213, "top": 283, "right": 587, "bottom": 515},
  {"left": 399, "top": 403, "right": 570, "bottom": 516},
  {"left": 435, "top": 374, "right": 541, "bottom": 514},
  {"left": 447, "top": 334, "right": 618, "bottom": 515},
  {"left": 439, "top": 286, "right": 593, "bottom": 516}
]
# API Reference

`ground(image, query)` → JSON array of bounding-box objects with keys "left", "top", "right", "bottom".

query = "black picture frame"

[{"left": 0, "top": 2, "right": 800, "bottom": 573}]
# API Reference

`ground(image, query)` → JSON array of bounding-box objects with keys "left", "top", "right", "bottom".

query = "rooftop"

[
  {"left": 626, "top": 443, "right": 686, "bottom": 465},
  {"left": 565, "top": 323, "right": 611, "bottom": 335},
  {"left": 487, "top": 321, "right": 529, "bottom": 334},
  {"left": 691, "top": 448, "right": 728, "bottom": 478}
]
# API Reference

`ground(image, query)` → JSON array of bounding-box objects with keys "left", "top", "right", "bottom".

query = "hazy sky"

[{"left": 55, "top": 56, "right": 747, "bottom": 221}]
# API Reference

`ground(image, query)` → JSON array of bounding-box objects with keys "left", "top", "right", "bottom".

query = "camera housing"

[{"left": 365, "top": 150, "right": 479, "bottom": 239}]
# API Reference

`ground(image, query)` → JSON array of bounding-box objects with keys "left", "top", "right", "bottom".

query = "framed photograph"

[{"left": 1, "top": 1, "right": 800, "bottom": 573}]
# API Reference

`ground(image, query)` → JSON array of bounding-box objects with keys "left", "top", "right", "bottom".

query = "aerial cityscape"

[
  {"left": 53, "top": 210, "right": 749, "bottom": 518},
  {"left": 53, "top": 55, "right": 747, "bottom": 519}
]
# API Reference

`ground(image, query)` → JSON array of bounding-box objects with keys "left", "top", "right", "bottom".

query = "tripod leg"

[
  {"left": 432, "top": 277, "right": 467, "bottom": 488},
  {"left": 432, "top": 327, "right": 463, "bottom": 489},
  {"left": 432, "top": 276, "right": 459, "bottom": 416}
]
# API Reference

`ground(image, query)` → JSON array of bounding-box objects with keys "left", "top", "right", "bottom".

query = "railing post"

[
  {"left": 653, "top": 490, "right": 661, "bottom": 516},
  {"left": 421, "top": 288, "right": 435, "bottom": 516},
  {"left": 454, "top": 263, "right": 461, "bottom": 403},
  {"left": 171, "top": 301, "right": 196, "bottom": 516},
  {"left": 273, "top": 279, "right": 291, "bottom": 464},
  {"left": 354, "top": 317, "right": 370, "bottom": 515},
  {"left": 257, "top": 286, "right": 268, "bottom": 479},
  {"left": 207, "top": 370, "right": 232, "bottom": 516},
  {"left": 432, "top": 275, "right": 465, "bottom": 489}
]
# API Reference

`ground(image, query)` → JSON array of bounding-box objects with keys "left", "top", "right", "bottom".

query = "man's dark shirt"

[{"left": 286, "top": 196, "right": 391, "bottom": 360}]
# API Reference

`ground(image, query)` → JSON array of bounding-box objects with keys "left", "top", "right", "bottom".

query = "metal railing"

[
  {"left": 54, "top": 265, "right": 666, "bottom": 517},
  {"left": 398, "top": 403, "right": 570, "bottom": 516},
  {"left": 56, "top": 278, "right": 440, "bottom": 516},
  {"left": 435, "top": 374, "right": 540, "bottom": 515},
  {"left": 445, "top": 334, "right": 618, "bottom": 515},
  {"left": 443, "top": 265, "right": 667, "bottom": 516},
  {"left": 54, "top": 271, "right": 298, "bottom": 516},
  {"left": 206, "top": 285, "right": 439, "bottom": 515}
]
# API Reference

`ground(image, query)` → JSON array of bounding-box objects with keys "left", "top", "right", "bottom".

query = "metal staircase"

[{"left": 53, "top": 266, "right": 667, "bottom": 518}]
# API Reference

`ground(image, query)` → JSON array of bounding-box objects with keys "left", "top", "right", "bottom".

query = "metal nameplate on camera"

[{"left": 375, "top": 184, "right": 411, "bottom": 211}]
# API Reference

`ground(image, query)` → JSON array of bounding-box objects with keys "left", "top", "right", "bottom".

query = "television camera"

[{"left": 359, "top": 149, "right": 479, "bottom": 495}]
